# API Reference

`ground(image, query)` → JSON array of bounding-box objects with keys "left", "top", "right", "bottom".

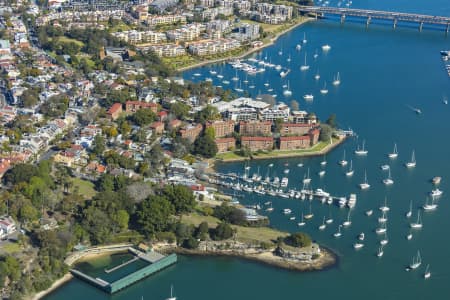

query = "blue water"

[{"left": 46, "top": 0, "right": 450, "bottom": 299}]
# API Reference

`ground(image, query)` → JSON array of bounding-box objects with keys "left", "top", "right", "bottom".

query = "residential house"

[
  {"left": 215, "top": 137, "right": 236, "bottom": 153},
  {"left": 150, "top": 121, "right": 165, "bottom": 135},
  {"left": 206, "top": 120, "right": 235, "bottom": 138},
  {"left": 241, "top": 136, "right": 273, "bottom": 151},
  {"left": 125, "top": 101, "right": 158, "bottom": 114},
  {"left": 179, "top": 123, "right": 203, "bottom": 143},
  {"left": 239, "top": 120, "right": 272, "bottom": 136},
  {"left": 279, "top": 136, "right": 311, "bottom": 150},
  {"left": 280, "top": 123, "right": 314, "bottom": 136},
  {"left": 107, "top": 103, "right": 123, "bottom": 120}
]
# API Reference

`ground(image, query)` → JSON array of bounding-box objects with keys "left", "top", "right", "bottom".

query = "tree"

[
  {"left": 163, "top": 185, "right": 196, "bottom": 214},
  {"left": 193, "top": 133, "right": 218, "bottom": 158},
  {"left": 284, "top": 232, "right": 312, "bottom": 248},
  {"left": 170, "top": 102, "right": 190, "bottom": 120},
  {"left": 211, "top": 222, "right": 234, "bottom": 241},
  {"left": 195, "top": 105, "right": 220, "bottom": 124},
  {"left": 182, "top": 236, "right": 199, "bottom": 249},
  {"left": 326, "top": 113, "right": 337, "bottom": 128},
  {"left": 196, "top": 221, "right": 209, "bottom": 240},
  {"left": 319, "top": 124, "right": 333, "bottom": 142},
  {"left": 136, "top": 195, "right": 174, "bottom": 237},
  {"left": 21, "top": 89, "right": 39, "bottom": 108},
  {"left": 273, "top": 118, "right": 284, "bottom": 134},
  {"left": 113, "top": 210, "right": 129, "bottom": 232},
  {"left": 131, "top": 108, "right": 156, "bottom": 126},
  {"left": 290, "top": 100, "right": 299, "bottom": 111},
  {"left": 3, "top": 163, "right": 38, "bottom": 186},
  {"left": 91, "top": 134, "right": 105, "bottom": 156}
]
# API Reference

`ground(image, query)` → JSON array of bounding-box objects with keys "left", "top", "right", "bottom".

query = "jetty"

[
  {"left": 298, "top": 6, "right": 450, "bottom": 33},
  {"left": 70, "top": 248, "right": 177, "bottom": 294}
]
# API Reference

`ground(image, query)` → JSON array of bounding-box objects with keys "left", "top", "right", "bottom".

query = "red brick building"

[
  {"left": 180, "top": 123, "right": 203, "bottom": 143},
  {"left": 150, "top": 121, "right": 165, "bottom": 134},
  {"left": 239, "top": 121, "right": 272, "bottom": 136},
  {"left": 125, "top": 101, "right": 158, "bottom": 114},
  {"left": 280, "top": 123, "right": 314, "bottom": 136},
  {"left": 241, "top": 136, "right": 274, "bottom": 151},
  {"left": 215, "top": 137, "right": 236, "bottom": 153},
  {"left": 309, "top": 128, "right": 320, "bottom": 145},
  {"left": 279, "top": 136, "right": 311, "bottom": 150},
  {"left": 107, "top": 103, "right": 123, "bottom": 120},
  {"left": 169, "top": 119, "right": 182, "bottom": 129},
  {"left": 206, "top": 120, "right": 235, "bottom": 138}
]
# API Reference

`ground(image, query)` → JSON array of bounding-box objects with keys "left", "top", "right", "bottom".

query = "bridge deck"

[{"left": 299, "top": 6, "right": 450, "bottom": 25}]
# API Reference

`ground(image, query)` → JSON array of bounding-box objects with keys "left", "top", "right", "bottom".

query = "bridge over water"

[{"left": 298, "top": 6, "right": 450, "bottom": 32}]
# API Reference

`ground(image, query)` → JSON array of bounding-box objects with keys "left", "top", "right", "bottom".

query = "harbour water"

[{"left": 46, "top": 0, "right": 450, "bottom": 299}]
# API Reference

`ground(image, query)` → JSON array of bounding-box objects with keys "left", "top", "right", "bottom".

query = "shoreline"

[
  {"left": 177, "top": 17, "right": 313, "bottom": 72},
  {"left": 27, "top": 273, "right": 74, "bottom": 300},
  {"left": 167, "top": 245, "right": 337, "bottom": 272},
  {"left": 215, "top": 136, "right": 347, "bottom": 163}
]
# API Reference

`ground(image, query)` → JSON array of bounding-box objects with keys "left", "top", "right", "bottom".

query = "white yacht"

[
  {"left": 378, "top": 211, "right": 388, "bottom": 224},
  {"left": 380, "top": 233, "right": 389, "bottom": 246},
  {"left": 422, "top": 197, "right": 437, "bottom": 211},
  {"left": 358, "top": 232, "right": 365, "bottom": 241},
  {"left": 318, "top": 170, "right": 326, "bottom": 177},
  {"left": 409, "top": 250, "right": 422, "bottom": 270},
  {"left": 304, "top": 204, "right": 314, "bottom": 220},
  {"left": 375, "top": 223, "right": 387, "bottom": 234},
  {"left": 380, "top": 164, "right": 390, "bottom": 171},
  {"left": 322, "top": 44, "right": 331, "bottom": 51},
  {"left": 383, "top": 169, "right": 394, "bottom": 185},
  {"left": 283, "top": 208, "right": 292, "bottom": 215},
  {"left": 354, "top": 140, "right": 368, "bottom": 155},
  {"left": 365, "top": 209, "right": 373, "bottom": 216},
  {"left": 406, "top": 200, "right": 413, "bottom": 218},
  {"left": 300, "top": 53, "right": 310, "bottom": 71},
  {"left": 430, "top": 188, "right": 443, "bottom": 197},
  {"left": 314, "top": 71, "right": 320, "bottom": 80},
  {"left": 319, "top": 216, "right": 326, "bottom": 230},
  {"left": 332, "top": 72, "right": 341, "bottom": 86},
  {"left": 345, "top": 160, "right": 354, "bottom": 177},
  {"left": 353, "top": 242, "right": 364, "bottom": 250},
  {"left": 379, "top": 197, "right": 390, "bottom": 212},
  {"left": 388, "top": 143, "right": 398, "bottom": 159},
  {"left": 410, "top": 210, "right": 423, "bottom": 229},
  {"left": 298, "top": 213, "right": 306, "bottom": 226},
  {"left": 424, "top": 264, "right": 431, "bottom": 279},
  {"left": 319, "top": 82, "right": 328, "bottom": 94},
  {"left": 359, "top": 170, "right": 370, "bottom": 190},
  {"left": 166, "top": 285, "right": 177, "bottom": 300},
  {"left": 296, "top": 44, "right": 302, "bottom": 51},
  {"left": 302, "top": 32, "right": 307, "bottom": 44},
  {"left": 303, "top": 94, "right": 314, "bottom": 101},
  {"left": 377, "top": 246, "right": 384, "bottom": 258},
  {"left": 333, "top": 225, "right": 342, "bottom": 238},
  {"left": 342, "top": 211, "right": 352, "bottom": 227},
  {"left": 407, "top": 232, "right": 413, "bottom": 240},
  {"left": 339, "top": 150, "right": 348, "bottom": 166},
  {"left": 302, "top": 168, "right": 311, "bottom": 184},
  {"left": 405, "top": 150, "right": 416, "bottom": 168}
]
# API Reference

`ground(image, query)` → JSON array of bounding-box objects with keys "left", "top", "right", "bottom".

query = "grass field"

[
  {"left": 49, "top": 36, "right": 84, "bottom": 47},
  {"left": 71, "top": 178, "right": 96, "bottom": 199},
  {"left": 0, "top": 242, "right": 21, "bottom": 254},
  {"left": 181, "top": 213, "right": 288, "bottom": 245}
]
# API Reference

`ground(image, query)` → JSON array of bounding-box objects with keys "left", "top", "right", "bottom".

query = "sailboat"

[
  {"left": 303, "top": 168, "right": 311, "bottom": 184},
  {"left": 166, "top": 285, "right": 177, "bottom": 300},
  {"left": 325, "top": 211, "right": 334, "bottom": 224},
  {"left": 354, "top": 140, "right": 368, "bottom": 155},
  {"left": 231, "top": 70, "right": 239, "bottom": 81},
  {"left": 303, "top": 93, "right": 314, "bottom": 101},
  {"left": 322, "top": 44, "right": 331, "bottom": 51},
  {"left": 342, "top": 211, "right": 352, "bottom": 227},
  {"left": 422, "top": 197, "right": 438, "bottom": 211},
  {"left": 378, "top": 211, "right": 388, "bottom": 224},
  {"left": 358, "top": 232, "right": 365, "bottom": 241},
  {"left": 377, "top": 245, "right": 384, "bottom": 257},
  {"left": 265, "top": 202, "right": 274, "bottom": 212},
  {"left": 283, "top": 81, "right": 292, "bottom": 97},
  {"left": 333, "top": 225, "right": 342, "bottom": 238},
  {"left": 388, "top": 143, "right": 398, "bottom": 159},
  {"left": 353, "top": 242, "right": 364, "bottom": 249},
  {"left": 332, "top": 72, "right": 341, "bottom": 86},
  {"left": 304, "top": 204, "right": 314, "bottom": 220},
  {"left": 296, "top": 44, "right": 302, "bottom": 51},
  {"left": 359, "top": 170, "right": 370, "bottom": 190},
  {"left": 320, "top": 82, "right": 328, "bottom": 94},
  {"left": 383, "top": 168, "right": 394, "bottom": 185},
  {"left": 410, "top": 210, "right": 423, "bottom": 229},
  {"left": 424, "top": 264, "right": 431, "bottom": 279},
  {"left": 345, "top": 160, "right": 354, "bottom": 177},
  {"left": 406, "top": 231, "right": 413, "bottom": 240},
  {"left": 380, "top": 232, "right": 389, "bottom": 246},
  {"left": 375, "top": 222, "right": 387, "bottom": 234},
  {"left": 319, "top": 216, "right": 326, "bottom": 230},
  {"left": 406, "top": 200, "right": 413, "bottom": 218},
  {"left": 406, "top": 150, "right": 416, "bottom": 168},
  {"left": 339, "top": 150, "right": 348, "bottom": 166},
  {"left": 320, "top": 155, "right": 327, "bottom": 166},
  {"left": 302, "top": 32, "right": 307, "bottom": 44},
  {"left": 300, "top": 53, "right": 310, "bottom": 71},
  {"left": 409, "top": 250, "right": 422, "bottom": 270},
  {"left": 297, "top": 212, "right": 306, "bottom": 226},
  {"left": 287, "top": 54, "right": 291, "bottom": 62},
  {"left": 379, "top": 197, "right": 390, "bottom": 212},
  {"left": 314, "top": 70, "right": 320, "bottom": 80}
]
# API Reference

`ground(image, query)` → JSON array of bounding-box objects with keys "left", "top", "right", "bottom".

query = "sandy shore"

[
  {"left": 177, "top": 17, "right": 314, "bottom": 72},
  {"left": 170, "top": 246, "right": 337, "bottom": 272},
  {"left": 28, "top": 273, "right": 74, "bottom": 300}
]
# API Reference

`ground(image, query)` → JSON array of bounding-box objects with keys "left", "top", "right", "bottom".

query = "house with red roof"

[{"left": 107, "top": 103, "right": 123, "bottom": 121}]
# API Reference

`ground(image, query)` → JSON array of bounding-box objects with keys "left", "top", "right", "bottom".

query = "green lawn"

[
  {"left": 181, "top": 213, "right": 288, "bottom": 245},
  {"left": 0, "top": 242, "right": 21, "bottom": 254},
  {"left": 49, "top": 36, "right": 84, "bottom": 47},
  {"left": 71, "top": 178, "right": 96, "bottom": 199}
]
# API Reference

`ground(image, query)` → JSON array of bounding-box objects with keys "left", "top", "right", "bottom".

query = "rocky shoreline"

[{"left": 157, "top": 242, "right": 337, "bottom": 272}]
